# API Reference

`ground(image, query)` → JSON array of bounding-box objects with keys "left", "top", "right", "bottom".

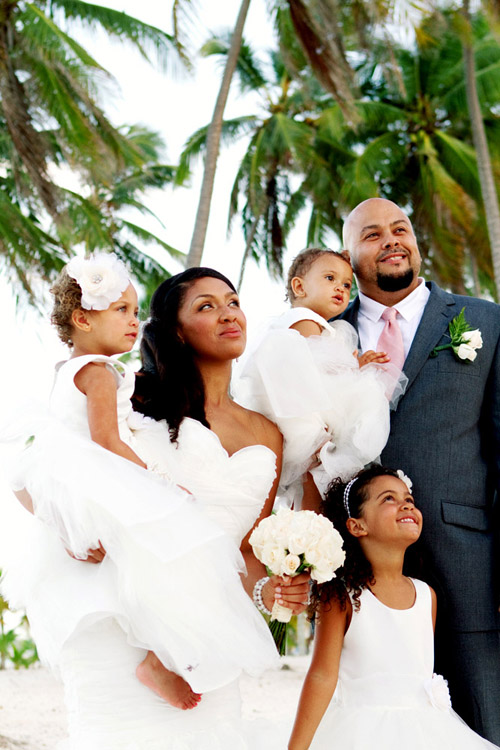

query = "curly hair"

[
  {"left": 50, "top": 269, "right": 83, "bottom": 346},
  {"left": 132, "top": 267, "right": 238, "bottom": 443},
  {"left": 309, "top": 465, "right": 401, "bottom": 618},
  {"left": 285, "top": 247, "right": 351, "bottom": 302}
]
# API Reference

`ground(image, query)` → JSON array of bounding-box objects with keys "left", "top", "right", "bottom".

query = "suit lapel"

[{"left": 399, "top": 282, "right": 457, "bottom": 391}]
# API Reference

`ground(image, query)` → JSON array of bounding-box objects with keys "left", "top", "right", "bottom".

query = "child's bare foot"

[{"left": 136, "top": 652, "right": 202, "bottom": 710}]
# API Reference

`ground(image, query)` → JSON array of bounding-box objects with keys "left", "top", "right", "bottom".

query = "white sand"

[{"left": 0, "top": 656, "right": 310, "bottom": 749}]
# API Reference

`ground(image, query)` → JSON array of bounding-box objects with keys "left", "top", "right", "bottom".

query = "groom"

[{"left": 340, "top": 197, "right": 500, "bottom": 743}]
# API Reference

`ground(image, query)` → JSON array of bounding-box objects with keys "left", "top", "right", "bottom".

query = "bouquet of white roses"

[{"left": 249, "top": 507, "right": 345, "bottom": 653}]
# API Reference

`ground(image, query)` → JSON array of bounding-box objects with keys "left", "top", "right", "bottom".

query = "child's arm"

[
  {"left": 75, "top": 363, "right": 146, "bottom": 468},
  {"left": 290, "top": 320, "right": 324, "bottom": 338},
  {"left": 288, "top": 598, "right": 349, "bottom": 750}
]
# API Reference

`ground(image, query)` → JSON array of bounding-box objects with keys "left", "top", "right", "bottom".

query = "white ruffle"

[{"left": 235, "top": 312, "right": 404, "bottom": 500}]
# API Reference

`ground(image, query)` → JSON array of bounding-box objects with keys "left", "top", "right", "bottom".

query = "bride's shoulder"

[{"left": 238, "top": 404, "right": 283, "bottom": 457}]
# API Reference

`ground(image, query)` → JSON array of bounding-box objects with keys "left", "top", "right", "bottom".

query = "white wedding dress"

[{"left": 2, "top": 356, "right": 280, "bottom": 749}]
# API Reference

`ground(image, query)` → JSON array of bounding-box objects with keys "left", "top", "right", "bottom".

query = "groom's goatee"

[{"left": 377, "top": 269, "right": 415, "bottom": 292}]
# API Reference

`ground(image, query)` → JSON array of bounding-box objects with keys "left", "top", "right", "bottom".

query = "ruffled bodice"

[{"left": 129, "top": 416, "right": 277, "bottom": 546}]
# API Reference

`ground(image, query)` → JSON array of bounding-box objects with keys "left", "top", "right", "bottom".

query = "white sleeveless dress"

[
  {"left": 236, "top": 308, "right": 403, "bottom": 502},
  {"left": 310, "top": 579, "right": 498, "bottom": 749},
  {"left": 2, "top": 356, "right": 280, "bottom": 749}
]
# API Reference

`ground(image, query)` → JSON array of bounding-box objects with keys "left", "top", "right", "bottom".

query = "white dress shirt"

[{"left": 357, "top": 278, "right": 430, "bottom": 359}]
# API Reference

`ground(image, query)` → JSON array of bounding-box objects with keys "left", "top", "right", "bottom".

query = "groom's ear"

[{"left": 291, "top": 276, "right": 306, "bottom": 298}]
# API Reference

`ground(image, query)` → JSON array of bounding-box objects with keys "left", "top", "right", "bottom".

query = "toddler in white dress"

[{"left": 237, "top": 248, "right": 405, "bottom": 505}]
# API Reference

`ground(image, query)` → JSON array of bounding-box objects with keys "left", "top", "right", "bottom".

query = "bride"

[{"left": 12, "top": 267, "right": 310, "bottom": 749}]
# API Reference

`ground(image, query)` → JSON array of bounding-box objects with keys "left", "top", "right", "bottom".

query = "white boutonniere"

[{"left": 430, "top": 308, "right": 482, "bottom": 362}]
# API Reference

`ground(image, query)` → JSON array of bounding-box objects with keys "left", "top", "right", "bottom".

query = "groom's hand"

[{"left": 267, "top": 572, "right": 310, "bottom": 615}]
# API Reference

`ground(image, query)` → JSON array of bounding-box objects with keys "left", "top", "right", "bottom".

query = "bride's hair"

[
  {"left": 309, "top": 465, "right": 400, "bottom": 617},
  {"left": 132, "top": 267, "right": 237, "bottom": 443}
]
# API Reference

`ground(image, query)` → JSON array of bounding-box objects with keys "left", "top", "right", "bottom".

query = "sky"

[{"left": 0, "top": 0, "right": 331, "bottom": 563}]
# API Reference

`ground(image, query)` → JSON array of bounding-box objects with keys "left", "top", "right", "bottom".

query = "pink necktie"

[{"left": 377, "top": 307, "right": 405, "bottom": 371}]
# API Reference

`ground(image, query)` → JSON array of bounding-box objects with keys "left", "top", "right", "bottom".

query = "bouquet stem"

[
  {"left": 269, "top": 619, "right": 287, "bottom": 656},
  {"left": 269, "top": 602, "right": 293, "bottom": 656}
]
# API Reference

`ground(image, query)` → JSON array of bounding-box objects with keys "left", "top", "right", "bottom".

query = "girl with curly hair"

[{"left": 288, "top": 465, "right": 498, "bottom": 750}]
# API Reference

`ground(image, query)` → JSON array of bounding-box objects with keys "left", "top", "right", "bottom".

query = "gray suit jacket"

[{"left": 341, "top": 282, "right": 500, "bottom": 632}]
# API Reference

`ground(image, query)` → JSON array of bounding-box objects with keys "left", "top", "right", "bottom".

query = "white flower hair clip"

[
  {"left": 67, "top": 252, "right": 130, "bottom": 311},
  {"left": 396, "top": 469, "right": 413, "bottom": 493}
]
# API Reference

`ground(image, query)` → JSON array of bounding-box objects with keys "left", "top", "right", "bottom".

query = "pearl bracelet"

[{"left": 253, "top": 576, "right": 272, "bottom": 616}]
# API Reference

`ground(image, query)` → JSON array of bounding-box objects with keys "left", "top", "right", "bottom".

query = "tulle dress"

[
  {"left": 309, "top": 579, "right": 498, "bottom": 749},
  {"left": 235, "top": 308, "right": 403, "bottom": 502},
  {"left": 2, "top": 355, "right": 280, "bottom": 749}
]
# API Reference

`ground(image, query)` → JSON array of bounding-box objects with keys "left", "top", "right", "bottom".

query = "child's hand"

[{"left": 357, "top": 350, "right": 390, "bottom": 368}]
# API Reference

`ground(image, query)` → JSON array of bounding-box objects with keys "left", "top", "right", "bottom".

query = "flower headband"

[
  {"left": 66, "top": 252, "right": 130, "bottom": 311},
  {"left": 343, "top": 469, "right": 413, "bottom": 518}
]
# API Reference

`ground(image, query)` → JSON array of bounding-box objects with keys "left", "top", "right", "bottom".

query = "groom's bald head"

[{"left": 342, "top": 198, "right": 421, "bottom": 301}]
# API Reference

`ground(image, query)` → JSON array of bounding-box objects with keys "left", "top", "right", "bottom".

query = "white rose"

[
  {"left": 311, "top": 566, "right": 335, "bottom": 584},
  {"left": 461, "top": 329, "right": 482, "bottom": 350},
  {"left": 281, "top": 553, "right": 301, "bottom": 576},
  {"left": 260, "top": 543, "right": 286, "bottom": 574},
  {"left": 456, "top": 343, "right": 477, "bottom": 362}
]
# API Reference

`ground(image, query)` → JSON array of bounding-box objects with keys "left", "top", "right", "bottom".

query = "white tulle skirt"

[
  {"left": 309, "top": 675, "right": 498, "bottom": 749},
  {"left": 2, "top": 420, "right": 279, "bottom": 692}
]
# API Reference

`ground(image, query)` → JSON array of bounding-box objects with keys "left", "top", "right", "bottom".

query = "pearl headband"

[{"left": 343, "top": 469, "right": 413, "bottom": 518}]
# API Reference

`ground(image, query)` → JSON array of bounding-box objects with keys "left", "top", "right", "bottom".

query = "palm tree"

[
  {"left": 460, "top": 0, "right": 500, "bottom": 298},
  {"left": 179, "top": 37, "right": 328, "bottom": 286},
  {"left": 302, "top": 10, "right": 500, "bottom": 296},
  {"left": 185, "top": 0, "right": 251, "bottom": 268},
  {"left": 0, "top": 0, "right": 183, "bottom": 301}
]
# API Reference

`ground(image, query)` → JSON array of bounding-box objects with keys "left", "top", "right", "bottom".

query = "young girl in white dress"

[
  {"left": 4, "top": 254, "right": 279, "bottom": 721},
  {"left": 236, "top": 248, "right": 405, "bottom": 505},
  {"left": 288, "top": 465, "right": 499, "bottom": 750}
]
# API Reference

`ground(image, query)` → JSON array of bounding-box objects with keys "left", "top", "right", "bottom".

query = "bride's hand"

[{"left": 263, "top": 572, "right": 310, "bottom": 615}]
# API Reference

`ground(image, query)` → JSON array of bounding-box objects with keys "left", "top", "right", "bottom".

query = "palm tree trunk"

[
  {"left": 237, "top": 212, "right": 262, "bottom": 291},
  {"left": 462, "top": 0, "right": 500, "bottom": 299},
  {"left": 186, "top": 0, "right": 251, "bottom": 268}
]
